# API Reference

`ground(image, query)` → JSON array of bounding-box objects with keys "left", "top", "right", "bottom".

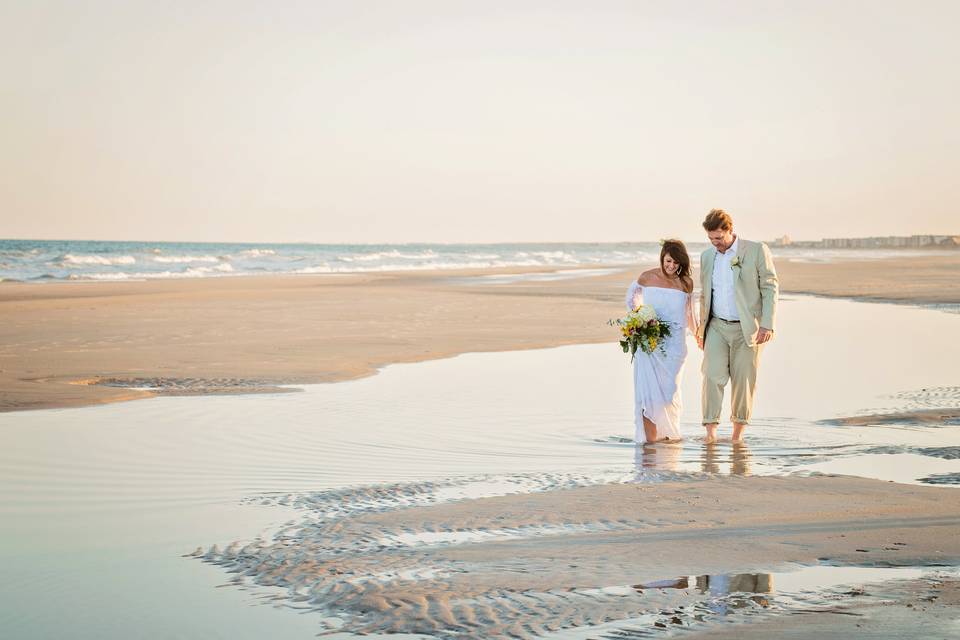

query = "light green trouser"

[{"left": 702, "top": 318, "right": 763, "bottom": 425}]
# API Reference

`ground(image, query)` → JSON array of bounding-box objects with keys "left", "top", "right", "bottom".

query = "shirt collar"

[{"left": 717, "top": 234, "right": 739, "bottom": 257}]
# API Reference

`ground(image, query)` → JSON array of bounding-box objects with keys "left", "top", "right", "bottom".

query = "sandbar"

[{"left": 200, "top": 473, "right": 960, "bottom": 638}]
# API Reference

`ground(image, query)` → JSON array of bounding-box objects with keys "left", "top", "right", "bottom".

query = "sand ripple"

[
  {"left": 79, "top": 376, "right": 299, "bottom": 396},
  {"left": 242, "top": 470, "right": 638, "bottom": 520},
  {"left": 193, "top": 475, "right": 960, "bottom": 638},
  {"left": 822, "top": 386, "right": 960, "bottom": 427}
]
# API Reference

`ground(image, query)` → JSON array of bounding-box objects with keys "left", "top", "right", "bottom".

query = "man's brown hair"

[{"left": 702, "top": 208, "right": 733, "bottom": 232}]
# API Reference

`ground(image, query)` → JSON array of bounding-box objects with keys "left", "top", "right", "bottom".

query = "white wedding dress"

[{"left": 625, "top": 281, "right": 696, "bottom": 442}]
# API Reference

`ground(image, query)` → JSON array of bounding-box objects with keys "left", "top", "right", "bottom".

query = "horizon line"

[{"left": 3, "top": 234, "right": 958, "bottom": 246}]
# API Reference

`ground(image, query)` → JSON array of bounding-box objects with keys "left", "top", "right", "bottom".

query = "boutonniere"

[{"left": 731, "top": 255, "right": 742, "bottom": 269}]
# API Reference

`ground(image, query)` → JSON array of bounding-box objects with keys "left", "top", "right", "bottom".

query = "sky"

[{"left": 2, "top": 1, "right": 958, "bottom": 243}]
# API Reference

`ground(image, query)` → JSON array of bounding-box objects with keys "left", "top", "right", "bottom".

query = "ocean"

[
  {"left": 0, "top": 239, "right": 667, "bottom": 282},
  {"left": 0, "top": 238, "right": 948, "bottom": 282}
]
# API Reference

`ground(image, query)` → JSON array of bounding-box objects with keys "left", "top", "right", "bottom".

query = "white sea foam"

[
  {"left": 238, "top": 248, "right": 276, "bottom": 257},
  {"left": 61, "top": 253, "right": 136, "bottom": 266},
  {"left": 341, "top": 249, "right": 440, "bottom": 263},
  {"left": 152, "top": 255, "right": 221, "bottom": 264},
  {"left": 530, "top": 250, "right": 577, "bottom": 261},
  {"left": 75, "top": 263, "right": 236, "bottom": 280},
  {"left": 72, "top": 271, "right": 161, "bottom": 281}
]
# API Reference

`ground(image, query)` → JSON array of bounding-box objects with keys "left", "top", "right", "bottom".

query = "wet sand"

[
  {"left": 2, "top": 253, "right": 959, "bottom": 413},
  {"left": 685, "top": 576, "right": 960, "bottom": 639},
  {"left": 199, "top": 474, "right": 960, "bottom": 638},
  {"left": 826, "top": 408, "right": 960, "bottom": 426}
]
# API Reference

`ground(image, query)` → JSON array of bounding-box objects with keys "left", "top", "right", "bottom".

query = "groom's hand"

[{"left": 757, "top": 327, "right": 774, "bottom": 344}]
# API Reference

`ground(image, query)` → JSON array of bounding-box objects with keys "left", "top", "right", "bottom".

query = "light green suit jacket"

[{"left": 698, "top": 238, "right": 779, "bottom": 347}]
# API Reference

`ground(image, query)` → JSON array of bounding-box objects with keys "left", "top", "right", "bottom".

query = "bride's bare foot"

[
  {"left": 642, "top": 416, "right": 658, "bottom": 445},
  {"left": 642, "top": 436, "right": 678, "bottom": 444},
  {"left": 703, "top": 423, "right": 718, "bottom": 444}
]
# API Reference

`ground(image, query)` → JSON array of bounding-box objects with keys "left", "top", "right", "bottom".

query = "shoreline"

[{"left": 2, "top": 254, "right": 959, "bottom": 413}]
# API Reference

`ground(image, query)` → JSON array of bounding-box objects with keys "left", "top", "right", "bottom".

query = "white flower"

[{"left": 634, "top": 304, "right": 658, "bottom": 324}]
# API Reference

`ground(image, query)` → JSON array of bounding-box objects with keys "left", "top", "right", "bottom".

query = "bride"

[{"left": 625, "top": 240, "right": 698, "bottom": 444}]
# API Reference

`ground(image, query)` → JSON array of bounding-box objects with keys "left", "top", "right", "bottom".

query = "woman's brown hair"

[{"left": 660, "top": 239, "right": 693, "bottom": 293}]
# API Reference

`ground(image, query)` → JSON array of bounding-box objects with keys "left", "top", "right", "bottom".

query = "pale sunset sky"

[{"left": 2, "top": 1, "right": 957, "bottom": 243}]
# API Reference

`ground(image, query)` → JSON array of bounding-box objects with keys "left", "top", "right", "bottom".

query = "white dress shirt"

[{"left": 711, "top": 235, "right": 740, "bottom": 321}]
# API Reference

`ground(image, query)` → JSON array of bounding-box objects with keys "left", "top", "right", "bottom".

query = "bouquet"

[{"left": 609, "top": 304, "right": 672, "bottom": 362}]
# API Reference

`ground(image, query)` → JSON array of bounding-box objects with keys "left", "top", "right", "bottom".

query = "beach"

[
  {"left": 7, "top": 0, "right": 960, "bottom": 635},
  {"left": 3, "top": 251, "right": 960, "bottom": 638},
  {"left": 2, "top": 252, "right": 959, "bottom": 413}
]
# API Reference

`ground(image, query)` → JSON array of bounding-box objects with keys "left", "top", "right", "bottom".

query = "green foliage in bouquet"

[{"left": 608, "top": 305, "right": 673, "bottom": 362}]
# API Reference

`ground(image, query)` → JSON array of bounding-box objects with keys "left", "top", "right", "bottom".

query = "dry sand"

[
  {"left": 3, "top": 253, "right": 959, "bottom": 413},
  {"left": 778, "top": 252, "right": 960, "bottom": 305}
]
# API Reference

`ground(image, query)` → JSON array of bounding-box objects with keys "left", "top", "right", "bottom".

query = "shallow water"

[
  {"left": 1, "top": 295, "right": 959, "bottom": 637},
  {"left": 550, "top": 565, "right": 954, "bottom": 639}
]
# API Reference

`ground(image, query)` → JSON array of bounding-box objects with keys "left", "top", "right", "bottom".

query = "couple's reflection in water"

[
  {"left": 701, "top": 441, "right": 752, "bottom": 476},
  {"left": 634, "top": 439, "right": 752, "bottom": 477},
  {"left": 631, "top": 439, "right": 765, "bottom": 615},
  {"left": 633, "top": 573, "right": 773, "bottom": 614}
]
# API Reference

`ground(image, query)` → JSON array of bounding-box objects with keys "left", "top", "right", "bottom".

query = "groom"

[{"left": 696, "top": 209, "right": 779, "bottom": 443}]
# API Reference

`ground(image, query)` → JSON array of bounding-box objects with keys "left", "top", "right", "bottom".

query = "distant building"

[{"left": 781, "top": 235, "right": 959, "bottom": 249}]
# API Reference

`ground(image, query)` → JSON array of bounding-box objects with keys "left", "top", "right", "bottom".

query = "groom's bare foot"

[
  {"left": 703, "top": 423, "right": 718, "bottom": 443},
  {"left": 732, "top": 422, "right": 747, "bottom": 442}
]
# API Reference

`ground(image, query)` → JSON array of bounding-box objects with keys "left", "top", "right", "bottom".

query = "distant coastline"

[{"left": 771, "top": 234, "right": 960, "bottom": 249}]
